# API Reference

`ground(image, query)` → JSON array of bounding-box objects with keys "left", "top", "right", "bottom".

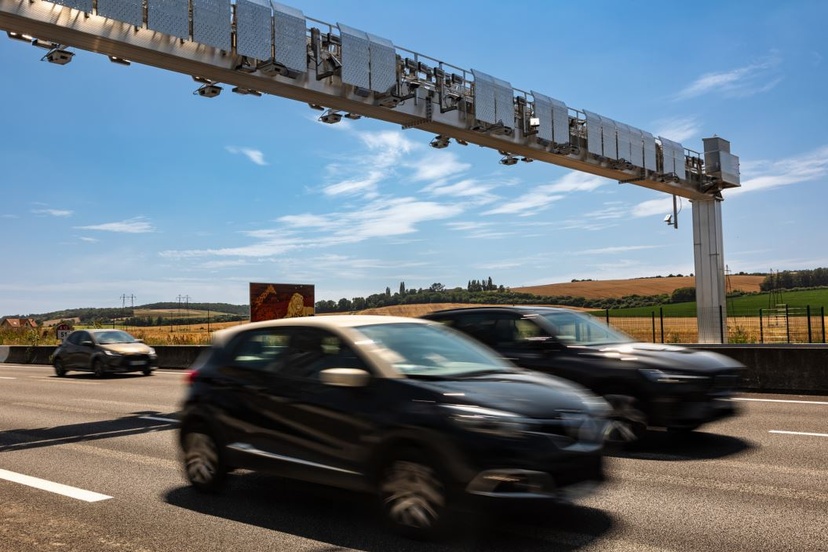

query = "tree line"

[
  {"left": 760, "top": 268, "right": 828, "bottom": 291},
  {"left": 314, "top": 278, "right": 678, "bottom": 313}
]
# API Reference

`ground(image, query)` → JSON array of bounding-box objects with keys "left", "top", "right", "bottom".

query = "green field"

[
  {"left": 133, "top": 308, "right": 233, "bottom": 319},
  {"left": 594, "top": 289, "right": 828, "bottom": 317}
]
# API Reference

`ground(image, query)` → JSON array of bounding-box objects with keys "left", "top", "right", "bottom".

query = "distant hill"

[
  {"left": 4, "top": 276, "right": 768, "bottom": 322},
  {"left": 512, "top": 275, "right": 765, "bottom": 299},
  {"left": 5, "top": 303, "right": 249, "bottom": 324}
]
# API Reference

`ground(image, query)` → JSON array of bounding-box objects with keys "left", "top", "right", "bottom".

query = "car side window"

[
  {"left": 450, "top": 313, "right": 519, "bottom": 347},
  {"left": 449, "top": 313, "right": 547, "bottom": 349},
  {"left": 278, "top": 329, "right": 366, "bottom": 380},
  {"left": 446, "top": 314, "right": 496, "bottom": 347},
  {"left": 66, "top": 332, "right": 83, "bottom": 345},
  {"left": 228, "top": 329, "right": 291, "bottom": 372},
  {"left": 515, "top": 318, "right": 548, "bottom": 341}
]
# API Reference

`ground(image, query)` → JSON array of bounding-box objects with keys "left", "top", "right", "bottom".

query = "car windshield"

[
  {"left": 354, "top": 322, "right": 513, "bottom": 378},
  {"left": 538, "top": 311, "right": 634, "bottom": 346},
  {"left": 95, "top": 330, "right": 137, "bottom": 345}
]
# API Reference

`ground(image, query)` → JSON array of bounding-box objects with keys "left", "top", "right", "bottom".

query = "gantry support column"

[{"left": 692, "top": 198, "right": 727, "bottom": 343}]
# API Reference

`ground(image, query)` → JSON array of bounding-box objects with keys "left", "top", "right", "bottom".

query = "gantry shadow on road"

[
  {"left": 608, "top": 429, "right": 754, "bottom": 461},
  {"left": 165, "top": 474, "right": 614, "bottom": 551},
  {"left": 0, "top": 410, "right": 180, "bottom": 453}
]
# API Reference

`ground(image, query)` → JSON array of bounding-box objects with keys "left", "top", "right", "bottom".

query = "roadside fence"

[{"left": 604, "top": 305, "right": 827, "bottom": 344}]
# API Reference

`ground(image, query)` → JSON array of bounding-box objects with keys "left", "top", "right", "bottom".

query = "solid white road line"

[
  {"left": 734, "top": 398, "right": 828, "bottom": 406},
  {"left": 0, "top": 468, "right": 112, "bottom": 502},
  {"left": 139, "top": 415, "right": 179, "bottom": 423},
  {"left": 770, "top": 430, "right": 828, "bottom": 438},
  {"left": 0, "top": 376, "right": 15, "bottom": 379}
]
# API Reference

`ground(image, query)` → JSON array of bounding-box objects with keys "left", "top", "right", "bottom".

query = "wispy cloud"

[
  {"left": 675, "top": 52, "right": 782, "bottom": 100},
  {"left": 226, "top": 146, "right": 268, "bottom": 166},
  {"left": 32, "top": 208, "right": 73, "bottom": 217},
  {"left": 79, "top": 236, "right": 99, "bottom": 243},
  {"left": 160, "top": 198, "right": 462, "bottom": 259},
  {"left": 278, "top": 213, "right": 337, "bottom": 229},
  {"left": 408, "top": 151, "right": 471, "bottom": 182},
  {"left": 323, "top": 172, "right": 385, "bottom": 197},
  {"left": 421, "top": 178, "right": 500, "bottom": 207},
  {"left": 483, "top": 185, "right": 565, "bottom": 217},
  {"left": 731, "top": 145, "right": 828, "bottom": 196},
  {"left": 76, "top": 217, "right": 155, "bottom": 234},
  {"left": 481, "top": 172, "right": 606, "bottom": 217},
  {"left": 577, "top": 245, "right": 662, "bottom": 256},
  {"left": 321, "top": 130, "right": 420, "bottom": 198},
  {"left": 631, "top": 197, "right": 681, "bottom": 218},
  {"left": 652, "top": 117, "right": 701, "bottom": 143},
  {"left": 544, "top": 172, "right": 608, "bottom": 194},
  {"left": 446, "top": 220, "right": 515, "bottom": 240}
]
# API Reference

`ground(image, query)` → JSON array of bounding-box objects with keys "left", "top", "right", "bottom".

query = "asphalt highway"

[{"left": 1, "top": 364, "right": 826, "bottom": 551}]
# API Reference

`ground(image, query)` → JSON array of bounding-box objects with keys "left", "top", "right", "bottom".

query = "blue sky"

[{"left": 1, "top": 0, "right": 827, "bottom": 315}]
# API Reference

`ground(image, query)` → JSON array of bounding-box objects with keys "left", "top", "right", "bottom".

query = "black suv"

[
  {"left": 423, "top": 307, "right": 743, "bottom": 444},
  {"left": 178, "top": 315, "right": 610, "bottom": 539}
]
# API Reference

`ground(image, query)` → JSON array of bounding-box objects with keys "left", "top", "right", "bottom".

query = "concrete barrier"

[
  {"left": 3, "top": 344, "right": 828, "bottom": 394},
  {"left": 0, "top": 345, "right": 203, "bottom": 370},
  {"left": 685, "top": 344, "right": 828, "bottom": 394}
]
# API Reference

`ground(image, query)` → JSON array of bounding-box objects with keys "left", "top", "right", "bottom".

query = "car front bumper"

[
  {"left": 649, "top": 395, "right": 740, "bottom": 429},
  {"left": 102, "top": 354, "right": 158, "bottom": 372}
]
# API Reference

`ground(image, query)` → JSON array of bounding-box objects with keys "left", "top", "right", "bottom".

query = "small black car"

[
  {"left": 52, "top": 329, "right": 157, "bottom": 377},
  {"left": 423, "top": 307, "right": 744, "bottom": 444},
  {"left": 178, "top": 315, "right": 610, "bottom": 539}
]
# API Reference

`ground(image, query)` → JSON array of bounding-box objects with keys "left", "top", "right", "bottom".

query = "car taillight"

[{"left": 185, "top": 369, "right": 198, "bottom": 385}]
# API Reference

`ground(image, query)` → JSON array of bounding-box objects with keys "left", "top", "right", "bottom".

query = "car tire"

[
  {"left": 181, "top": 427, "right": 226, "bottom": 493},
  {"left": 378, "top": 449, "right": 449, "bottom": 540},
  {"left": 142, "top": 368, "right": 153, "bottom": 376},
  {"left": 54, "top": 358, "right": 67, "bottom": 377},
  {"left": 93, "top": 359, "right": 106, "bottom": 378},
  {"left": 603, "top": 394, "right": 647, "bottom": 446}
]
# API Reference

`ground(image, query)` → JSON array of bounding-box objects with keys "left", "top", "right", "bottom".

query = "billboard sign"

[{"left": 249, "top": 283, "right": 315, "bottom": 322}]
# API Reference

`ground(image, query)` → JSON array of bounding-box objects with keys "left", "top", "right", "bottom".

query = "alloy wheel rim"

[
  {"left": 381, "top": 460, "right": 444, "bottom": 529},
  {"left": 605, "top": 396, "right": 646, "bottom": 443},
  {"left": 185, "top": 433, "right": 218, "bottom": 485}
]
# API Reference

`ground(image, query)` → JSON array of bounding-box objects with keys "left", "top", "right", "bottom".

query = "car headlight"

[
  {"left": 441, "top": 404, "right": 528, "bottom": 438},
  {"left": 148, "top": 348, "right": 157, "bottom": 356},
  {"left": 639, "top": 368, "right": 709, "bottom": 383},
  {"left": 103, "top": 349, "right": 120, "bottom": 357}
]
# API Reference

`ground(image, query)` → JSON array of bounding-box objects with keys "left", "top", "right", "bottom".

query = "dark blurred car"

[
  {"left": 178, "top": 315, "right": 610, "bottom": 539},
  {"left": 52, "top": 329, "right": 157, "bottom": 377},
  {"left": 422, "top": 307, "right": 744, "bottom": 444}
]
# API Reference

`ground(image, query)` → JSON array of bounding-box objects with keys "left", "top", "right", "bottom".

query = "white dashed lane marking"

[
  {"left": 770, "top": 430, "right": 828, "bottom": 438},
  {"left": 734, "top": 397, "right": 828, "bottom": 406},
  {"left": 0, "top": 468, "right": 112, "bottom": 502}
]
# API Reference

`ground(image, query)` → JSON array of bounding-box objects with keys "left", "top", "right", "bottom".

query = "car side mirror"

[
  {"left": 320, "top": 368, "right": 371, "bottom": 388},
  {"left": 81, "top": 340, "right": 94, "bottom": 347}
]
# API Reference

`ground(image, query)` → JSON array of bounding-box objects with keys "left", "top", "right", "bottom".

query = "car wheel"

[
  {"left": 181, "top": 427, "right": 226, "bottom": 493},
  {"left": 93, "top": 359, "right": 106, "bottom": 378},
  {"left": 53, "top": 358, "right": 67, "bottom": 377},
  {"left": 142, "top": 368, "right": 153, "bottom": 376},
  {"left": 603, "top": 394, "right": 647, "bottom": 446},
  {"left": 379, "top": 449, "right": 449, "bottom": 540}
]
